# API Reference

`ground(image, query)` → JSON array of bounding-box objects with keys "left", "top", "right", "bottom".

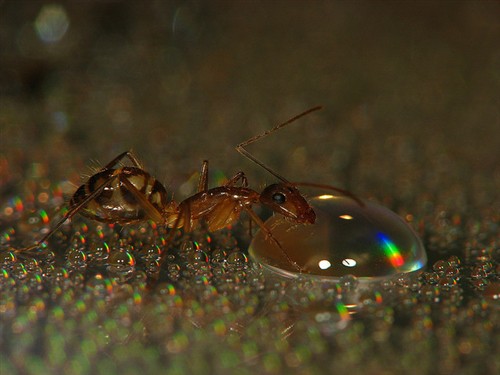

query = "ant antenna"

[{"left": 236, "top": 106, "right": 323, "bottom": 182}]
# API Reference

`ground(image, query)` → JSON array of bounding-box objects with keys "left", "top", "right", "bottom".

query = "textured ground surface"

[{"left": 0, "top": 2, "right": 499, "bottom": 374}]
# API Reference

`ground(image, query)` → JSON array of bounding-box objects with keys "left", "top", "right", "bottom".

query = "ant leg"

[
  {"left": 119, "top": 177, "right": 166, "bottom": 224},
  {"left": 235, "top": 106, "right": 322, "bottom": 183},
  {"left": 244, "top": 207, "right": 303, "bottom": 272},
  {"left": 225, "top": 172, "right": 248, "bottom": 187},
  {"left": 197, "top": 161, "right": 248, "bottom": 190},
  {"left": 159, "top": 202, "right": 191, "bottom": 266},
  {"left": 15, "top": 172, "right": 121, "bottom": 253},
  {"left": 101, "top": 150, "right": 144, "bottom": 171},
  {"left": 197, "top": 160, "right": 209, "bottom": 193}
]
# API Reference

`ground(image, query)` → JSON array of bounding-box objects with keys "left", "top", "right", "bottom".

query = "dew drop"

[
  {"left": 339, "top": 275, "right": 359, "bottom": 291},
  {"left": 432, "top": 260, "right": 448, "bottom": 274},
  {"left": 11, "top": 263, "right": 28, "bottom": 280},
  {"left": 86, "top": 242, "right": 110, "bottom": 264},
  {"left": 0, "top": 251, "right": 17, "bottom": 266},
  {"left": 227, "top": 251, "right": 248, "bottom": 270},
  {"left": 66, "top": 247, "right": 87, "bottom": 271},
  {"left": 249, "top": 196, "right": 427, "bottom": 280},
  {"left": 211, "top": 248, "right": 227, "bottom": 264},
  {"left": 107, "top": 250, "right": 136, "bottom": 282},
  {"left": 167, "top": 263, "right": 181, "bottom": 281},
  {"left": 145, "top": 259, "right": 160, "bottom": 277},
  {"left": 188, "top": 250, "right": 208, "bottom": 265}
]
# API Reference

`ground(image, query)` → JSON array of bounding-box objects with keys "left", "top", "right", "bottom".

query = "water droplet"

[
  {"left": 66, "top": 247, "right": 87, "bottom": 271},
  {"left": 0, "top": 251, "right": 17, "bottom": 266},
  {"left": 167, "top": 263, "right": 181, "bottom": 280},
  {"left": 187, "top": 250, "right": 208, "bottom": 265},
  {"left": 145, "top": 259, "right": 160, "bottom": 277},
  {"left": 107, "top": 250, "right": 136, "bottom": 282},
  {"left": 432, "top": 259, "right": 448, "bottom": 274},
  {"left": 339, "top": 275, "right": 359, "bottom": 291},
  {"left": 211, "top": 248, "right": 227, "bottom": 264},
  {"left": 249, "top": 196, "right": 427, "bottom": 280},
  {"left": 86, "top": 242, "right": 110, "bottom": 264},
  {"left": 447, "top": 255, "right": 461, "bottom": 267},
  {"left": 227, "top": 251, "right": 248, "bottom": 270},
  {"left": 138, "top": 244, "right": 162, "bottom": 261},
  {"left": 11, "top": 263, "right": 28, "bottom": 280}
]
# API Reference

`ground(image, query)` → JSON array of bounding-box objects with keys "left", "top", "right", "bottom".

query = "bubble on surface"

[{"left": 249, "top": 196, "right": 427, "bottom": 280}]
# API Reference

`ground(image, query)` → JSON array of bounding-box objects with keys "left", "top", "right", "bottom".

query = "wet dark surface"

[{"left": 0, "top": 2, "right": 499, "bottom": 374}]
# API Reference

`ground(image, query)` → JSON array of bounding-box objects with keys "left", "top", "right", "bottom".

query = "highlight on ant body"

[{"left": 10, "top": 106, "right": 362, "bottom": 272}]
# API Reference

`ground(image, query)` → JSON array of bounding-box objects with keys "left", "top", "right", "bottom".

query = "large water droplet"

[{"left": 249, "top": 196, "right": 427, "bottom": 280}]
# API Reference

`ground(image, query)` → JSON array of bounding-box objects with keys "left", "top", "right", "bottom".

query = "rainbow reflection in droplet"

[{"left": 249, "top": 196, "right": 427, "bottom": 279}]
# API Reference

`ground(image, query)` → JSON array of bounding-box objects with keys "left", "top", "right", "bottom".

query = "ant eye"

[{"left": 272, "top": 192, "right": 286, "bottom": 204}]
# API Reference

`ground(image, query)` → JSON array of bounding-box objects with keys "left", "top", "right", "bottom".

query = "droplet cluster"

[{"left": 0, "top": 181, "right": 498, "bottom": 375}]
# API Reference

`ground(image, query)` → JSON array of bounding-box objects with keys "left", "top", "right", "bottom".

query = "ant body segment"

[
  {"left": 14, "top": 106, "right": 362, "bottom": 272},
  {"left": 16, "top": 150, "right": 179, "bottom": 253}
]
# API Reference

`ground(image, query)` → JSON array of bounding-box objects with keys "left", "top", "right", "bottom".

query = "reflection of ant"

[{"left": 15, "top": 107, "right": 362, "bottom": 270}]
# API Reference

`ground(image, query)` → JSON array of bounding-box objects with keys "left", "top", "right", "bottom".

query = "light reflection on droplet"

[
  {"left": 339, "top": 214, "right": 353, "bottom": 220},
  {"left": 318, "top": 260, "right": 331, "bottom": 270},
  {"left": 249, "top": 196, "right": 427, "bottom": 280},
  {"left": 342, "top": 258, "right": 357, "bottom": 267}
]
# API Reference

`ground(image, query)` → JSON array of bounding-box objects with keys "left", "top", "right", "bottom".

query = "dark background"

[{"left": 0, "top": 1, "right": 498, "bottom": 374}]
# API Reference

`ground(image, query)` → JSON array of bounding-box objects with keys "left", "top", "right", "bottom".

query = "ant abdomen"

[{"left": 70, "top": 167, "right": 172, "bottom": 224}]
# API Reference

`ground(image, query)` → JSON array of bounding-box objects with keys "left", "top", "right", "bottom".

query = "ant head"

[{"left": 260, "top": 183, "right": 316, "bottom": 224}]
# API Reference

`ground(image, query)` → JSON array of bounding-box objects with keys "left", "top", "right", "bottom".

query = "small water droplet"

[
  {"left": 211, "top": 248, "right": 227, "bottom": 264},
  {"left": 0, "top": 251, "right": 17, "bottom": 266},
  {"left": 188, "top": 250, "right": 208, "bottom": 265},
  {"left": 11, "top": 263, "right": 28, "bottom": 279},
  {"left": 432, "top": 260, "right": 448, "bottom": 274},
  {"left": 145, "top": 259, "right": 160, "bottom": 277},
  {"left": 107, "top": 250, "right": 136, "bottom": 282},
  {"left": 86, "top": 242, "right": 110, "bottom": 264},
  {"left": 167, "top": 263, "right": 181, "bottom": 280},
  {"left": 66, "top": 247, "right": 88, "bottom": 271},
  {"left": 249, "top": 196, "right": 427, "bottom": 281},
  {"left": 138, "top": 244, "right": 162, "bottom": 261},
  {"left": 227, "top": 251, "right": 248, "bottom": 270},
  {"left": 339, "top": 275, "right": 359, "bottom": 291},
  {"left": 447, "top": 255, "right": 461, "bottom": 267}
]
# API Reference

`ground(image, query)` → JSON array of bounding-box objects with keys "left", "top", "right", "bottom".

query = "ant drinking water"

[{"left": 12, "top": 106, "right": 362, "bottom": 272}]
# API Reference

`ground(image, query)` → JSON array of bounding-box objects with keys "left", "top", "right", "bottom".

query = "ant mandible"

[{"left": 14, "top": 106, "right": 362, "bottom": 271}]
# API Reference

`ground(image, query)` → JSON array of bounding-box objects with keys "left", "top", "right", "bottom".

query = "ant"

[
  {"left": 13, "top": 106, "right": 362, "bottom": 271},
  {"left": 165, "top": 106, "right": 362, "bottom": 269}
]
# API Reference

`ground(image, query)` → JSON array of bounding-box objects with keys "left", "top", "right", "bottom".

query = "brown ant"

[
  {"left": 14, "top": 106, "right": 361, "bottom": 271},
  {"left": 165, "top": 106, "right": 362, "bottom": 269}
]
